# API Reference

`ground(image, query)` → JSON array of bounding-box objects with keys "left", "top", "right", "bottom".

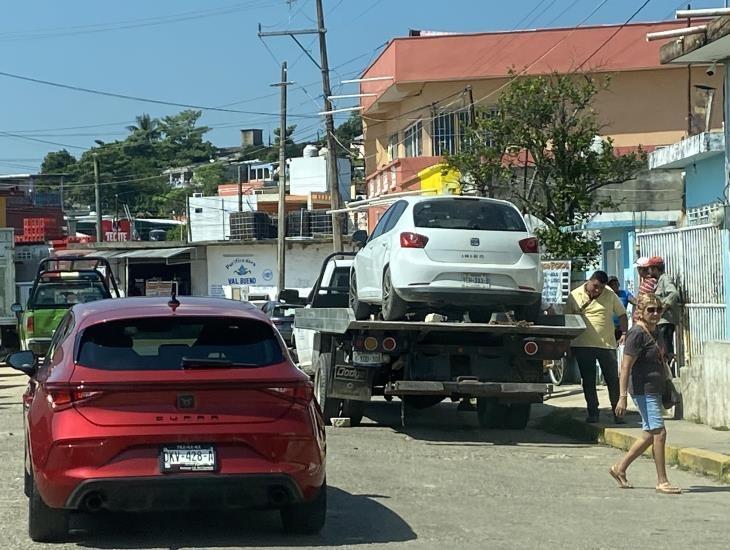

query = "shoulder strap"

[
  {"left": 637, "top": 323, "right": 671, "bottom": 375},
  {"left": 579, "top": 296, "right": 595, "bottom": 312}
]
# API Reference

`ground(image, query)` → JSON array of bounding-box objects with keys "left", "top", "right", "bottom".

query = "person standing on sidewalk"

[
  {"left": 612, "top": 293, "right": 681, "bottom": 494},
  {"left": 648, "top": 256, "right": 681, "bottom": 366},
  {"left": 608, "top": 276, "right": 636, "bottom": 341},
  {"left": 565, "top": 271, "right": 628, "bottom": 424}
]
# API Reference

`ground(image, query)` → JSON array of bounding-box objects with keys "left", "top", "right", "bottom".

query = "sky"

[{"left": 0, "top": 0, "right": 723, "bottom": 174}]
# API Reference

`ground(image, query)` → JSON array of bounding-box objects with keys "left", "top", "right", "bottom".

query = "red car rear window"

[{"left": 76, "top": 317, "right": 283, "bottom": 370}]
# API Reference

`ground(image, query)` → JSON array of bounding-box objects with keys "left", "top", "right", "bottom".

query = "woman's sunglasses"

[{"left": 646, "top": 306, "right": 663, "bottom": 314}]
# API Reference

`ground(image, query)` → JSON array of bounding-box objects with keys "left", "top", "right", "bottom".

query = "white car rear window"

[{"left": 413, "top": 199, "right": 526, "bottom": 232}]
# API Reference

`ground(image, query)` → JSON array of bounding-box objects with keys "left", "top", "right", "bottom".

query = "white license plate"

[
  {"left": 160, "top": 444, "right": 216, "bottom": 473},
  {"left": 463, "top": 273, "right": 490, "bottom": 286},
  {"left": 352, "top": 351, "right": 385, "bottom": 365}
]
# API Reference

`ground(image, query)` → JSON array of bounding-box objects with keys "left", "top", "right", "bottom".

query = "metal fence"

[{"left": 636, "top": 223, "right": 728, "bottom": 366}]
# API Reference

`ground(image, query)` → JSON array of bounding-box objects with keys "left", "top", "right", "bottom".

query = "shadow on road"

[
  {"left": 360, "top": 399, "right": 592, "bottom": 447},
  {"left": 73, "top": 486, "right": 416, "bottom": 548}
]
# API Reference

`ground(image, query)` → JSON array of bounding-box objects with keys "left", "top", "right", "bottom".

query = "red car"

[{"left": 6, "top": 296, "right": 326, "bottom": 542}]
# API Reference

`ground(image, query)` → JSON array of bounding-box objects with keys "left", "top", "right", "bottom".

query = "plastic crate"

[
  {"left": 229, "top": 211, "right": 271, "bottom": 240},
  {"left": 286, "top": 209, "right": 311, "bottom": 237}
]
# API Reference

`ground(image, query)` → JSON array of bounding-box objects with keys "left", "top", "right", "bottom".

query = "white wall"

[
  {"left": 189, "top": 195, "right": 257, "bottom": 242},
  {"left": 681, "top": 341, "right": 730, "bottom": 429},
  {"left": 289, "top": 156, "right": 351, "bottom": 201},
  {"left": 205, "top": 241, "right": 341, "bottom": 298}
]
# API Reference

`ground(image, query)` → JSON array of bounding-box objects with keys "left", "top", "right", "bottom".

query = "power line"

[
  {"left": 0, "top": 68, "right": 319, "bottom": 118},
  {"left": 576, "top": 0, "right": 653, "bottom": 71}
]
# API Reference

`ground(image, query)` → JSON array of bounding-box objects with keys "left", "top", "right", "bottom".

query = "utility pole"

[
  {"left": 258, "top": 0, "right": 345, "bottom": 252},
  {"left": 93, "top": 153, "right": 102, "bottom": 243},
  {"left": 315, "top": 0, "right": 343, "bottom": 251},
  {"left": 271, "top": 61, "right": 292, "bottom": 297},
  {"left": 237, "top": 164, "right": 243, "bottom": 212}
]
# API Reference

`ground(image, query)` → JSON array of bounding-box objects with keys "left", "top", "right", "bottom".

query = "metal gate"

[{"left": 636, "top": 224, "right": 728, "bottom": 365}]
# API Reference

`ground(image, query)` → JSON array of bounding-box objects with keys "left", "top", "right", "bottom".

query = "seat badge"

[{"left": 177, "top": 394, "right": 195, "bottom": 409}]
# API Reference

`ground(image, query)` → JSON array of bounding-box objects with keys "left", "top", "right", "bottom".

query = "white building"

[
  {"left": 289, "top": 149, "right": 352, "bottom": 201},
  {"left": 188, "top": 194, "right": 257, "bottom": 242}
]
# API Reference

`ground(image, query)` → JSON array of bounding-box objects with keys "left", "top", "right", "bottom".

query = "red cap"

[{"left": 647, "top": 256, "right": 665, "bottom": 267}]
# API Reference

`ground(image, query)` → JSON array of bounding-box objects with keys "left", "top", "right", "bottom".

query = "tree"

[
  {"left": 158, "top": 110, "right": 216, "bottom": 166},
  {"left": 193, "top": 163, "right": 226, "bottom": 196},
  {"left": 40, "top": 149, "right": 76, "bottom": 174},
  {"left": 446, "top": 72, "right": 646, "bottom": 270}
]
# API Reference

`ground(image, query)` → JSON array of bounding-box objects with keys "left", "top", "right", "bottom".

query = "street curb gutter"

[{"left": 536, "top": 411, "right": 730, "bottom": 484}]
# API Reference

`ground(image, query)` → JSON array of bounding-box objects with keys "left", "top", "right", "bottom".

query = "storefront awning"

[{"left": 85, "top": 247, "right": 195, "bottom": 263}]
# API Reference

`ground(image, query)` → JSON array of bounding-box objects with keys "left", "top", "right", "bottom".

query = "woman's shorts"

[{"left": 631, "top": 393, "right": 664, "bottom": 431}]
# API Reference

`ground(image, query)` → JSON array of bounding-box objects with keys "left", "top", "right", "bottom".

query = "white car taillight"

[{"left": 400, "top": 232, "right": 429, "bottom": 248}]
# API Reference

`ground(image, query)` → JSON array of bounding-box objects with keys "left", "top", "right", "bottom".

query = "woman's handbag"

[{"left": 639, "top": 324, "right": 681, "bottom": 409}]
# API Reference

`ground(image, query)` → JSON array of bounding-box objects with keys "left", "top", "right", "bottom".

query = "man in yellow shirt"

[{"left": 565, "top": 270, "right": 628, "bottom": 424}]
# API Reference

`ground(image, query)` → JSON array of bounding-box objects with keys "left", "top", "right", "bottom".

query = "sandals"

[
  {"left": 609, "top": 465, "right": 634, "bottom": 489},
  {"left": 656, "top": 482, "right": 682, "bottom": 494}
]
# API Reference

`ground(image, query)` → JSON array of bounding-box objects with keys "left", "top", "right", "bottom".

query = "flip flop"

[
  {"left": 656, "top": 483, "right": 682, "bottom": 494},
  {"left": 609, "top": 465, "right": 633, "bottom": 489}
]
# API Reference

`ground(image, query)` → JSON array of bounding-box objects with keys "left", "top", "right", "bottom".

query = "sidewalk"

[{"left": 534, "top": 384, "right": 730, "bottom": 484}]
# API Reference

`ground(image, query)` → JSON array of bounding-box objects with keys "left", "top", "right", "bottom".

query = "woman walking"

[{"left": 611, "top": 293, "right": 681, "bottom": 494}]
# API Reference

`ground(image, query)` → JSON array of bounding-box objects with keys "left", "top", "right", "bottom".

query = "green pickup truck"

[{"left": 16, "top": 256, "right": 120, "bottom": 356}]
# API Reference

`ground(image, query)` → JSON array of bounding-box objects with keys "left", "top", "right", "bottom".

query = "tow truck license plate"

[
  {"left": 463, "top": 273, "right": 490, "bottom": 286},
  {"left": 160, "top": 444, "right": 216, "bottom": 473},
  {"left": 352, "top": 351, "right": 385, "bottom": 365}
]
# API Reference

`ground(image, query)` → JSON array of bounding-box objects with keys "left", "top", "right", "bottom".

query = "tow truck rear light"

[
  {"left": 26, "top": 315, "right": 34, "bottom": 333},
  {"left": 400, "top": 232, "right": 429, "bottom": 248},
  {"left": 382, "top": 337, "right": 397, "bottom": 352},
  {"left": 523, "top": 341, "right": 539, "bottom": 356},
  {"left": 364, "top": 336, "right": 379, "bottom": 351},
  {"left": 519, "top": 237, "right": 539, "bottom": 254}
]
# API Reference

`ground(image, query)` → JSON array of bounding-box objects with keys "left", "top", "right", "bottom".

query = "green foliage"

[
  {"left": 40, "top": 149, "right": 76, "bottom": 174},
  {"left": 193, "top": 163, "right": 226, "bottom": 196},
  {"left": 445, "top": 72, "right": 646, "bottom": 270}
]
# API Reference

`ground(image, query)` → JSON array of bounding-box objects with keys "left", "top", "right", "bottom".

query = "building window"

[
  {"left": 387, "top": 133, "right": 399, "bottom": 162},
  {"left": 433, "top": 110, "right": 473, "bottom": 155},
  {"left": 194, "top": 207, "right": 203, "bottom": 214},
  {"left": 404, "top": 121, "right": 423, "bottom": 157}
]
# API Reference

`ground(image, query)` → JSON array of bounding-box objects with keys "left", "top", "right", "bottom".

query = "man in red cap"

[{"left": 649, "top": 256, "right": 681, "bottom": 366}]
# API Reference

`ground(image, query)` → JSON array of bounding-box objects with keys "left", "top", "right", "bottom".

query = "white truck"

[
  {"left": 293, "top": 252, "right": 585, "bottom": 428},
  {"left": 0, "top": 228, "right": 20, "bottom": 356}
]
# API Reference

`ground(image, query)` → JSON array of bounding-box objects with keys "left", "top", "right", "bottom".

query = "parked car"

[
  {"left": 7, "top": 296, "right": 326, "bottom": 542},
  {"left": 16, "top": 256, "right": 120, "bottom": 356},
  {"left": 261, "top": 301, "right": 303, "bottom": 346},
  {"left": 349, "top": 196, "right": 543, "bottom": 321}
]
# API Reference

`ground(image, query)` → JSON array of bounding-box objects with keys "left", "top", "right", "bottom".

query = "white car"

[{"left": 349, "top": 196, "right": 543, "bottom": 321}]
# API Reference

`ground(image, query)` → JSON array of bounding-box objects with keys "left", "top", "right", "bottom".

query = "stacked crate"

[{"left": 23, "top": 217, "right": 62, "bottom": 241}]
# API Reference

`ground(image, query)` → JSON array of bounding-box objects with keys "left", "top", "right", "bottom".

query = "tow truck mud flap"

[{"left": 330, "top": 364, "right": 375, "bottom": 401}]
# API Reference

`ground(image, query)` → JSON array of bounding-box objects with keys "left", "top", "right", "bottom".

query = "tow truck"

[{"left": 293, "top": 252, "right": 585, "bottom": 428}]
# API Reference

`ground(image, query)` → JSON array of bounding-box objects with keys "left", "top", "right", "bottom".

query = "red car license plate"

[{"left": 160, "top": 444, "right": 216, "bottom": 473}]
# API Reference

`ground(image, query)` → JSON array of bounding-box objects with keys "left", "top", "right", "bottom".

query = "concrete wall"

[
  {"left": 685, "top": 154, "right": 725, "bottom": 208},
  {"left": 681, "top": 341, "right": 730, "bottom": 429},
  {"left": 205, "top": 241, "right": 350, "bottom": 298}
]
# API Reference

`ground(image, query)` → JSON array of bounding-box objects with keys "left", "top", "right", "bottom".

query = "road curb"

[{"left": 536, "top": 410, "right": 730, "bottom": 484}]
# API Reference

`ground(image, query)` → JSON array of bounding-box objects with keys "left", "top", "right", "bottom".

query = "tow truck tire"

[
  {"left": 314, "top": 353, "right": 341, "bottom": 424},
  {"left": 504, "top": 404, "right": 532, "bottom": 430},
  {"left": 349, "top": 271, "right": 371, "bottom": 320},
  {"left": 382, "top": 267, "right": 408, "bottom": 321},
  {"left": 341, "top": 399, "right": 367, "bottom": 426},
  {"left": 476, "top": 397, "right": 508, "bottom": 429}
]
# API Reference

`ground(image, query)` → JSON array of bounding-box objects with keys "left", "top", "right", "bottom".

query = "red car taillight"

[
  {"left": 264, "top": 383, "right": 314, "bottom": 405},
  {"left": 519, "top": 237, "right": 539, "bottom": 254},
  {"left": 26, "top": 315, "right": 34, "bottom": 333},
  {"left": 46, "top": 387, "right": 103, "bottom": 411},
  {"left": 400, "top": 232, "right": 429, "bottom": 248}
]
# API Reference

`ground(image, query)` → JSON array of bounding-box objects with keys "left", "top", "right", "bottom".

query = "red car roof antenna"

[{"left": 168, "top": 288, "right": 180, "bottom": 312}]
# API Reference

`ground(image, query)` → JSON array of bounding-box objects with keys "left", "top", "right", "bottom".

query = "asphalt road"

[{"left": 0, "top": 370, "right": 728, "bottom": 550}]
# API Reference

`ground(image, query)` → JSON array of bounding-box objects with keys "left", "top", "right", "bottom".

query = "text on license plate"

[
  {"left": 161, "top": 444, "right": 216, "bottom": 473},
  {"left": 463, "top": 274, "right": 490, "bottom": 286},
  {"left": 352, "top": 351, "right": 385, "bottom": 365}
]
